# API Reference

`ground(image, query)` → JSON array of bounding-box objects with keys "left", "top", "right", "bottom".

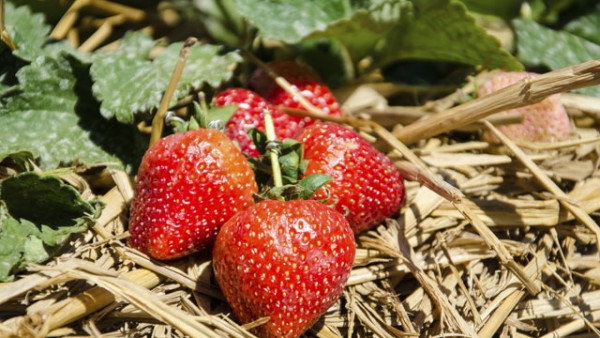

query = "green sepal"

[
  {"left": 259, "top": 173, "right": 332, "bottom": 201},
  {"left": 296, "top": 174, "right": 332, "bottom": 199},
  {"left": 207, "top": 105, "right": 237, "bottom": 127},
  {"left": 249, "top": 129, "right": 309, "bottom": 185},
  {"left": 249, "top": 128, "right": 269, "bottom": 156},
  {"left": 172, "top": 102, "right": 237, "bottom": 133},
  {"left": 0, "top": 150, "right": 36, "bottom": 172},
  {"left": 194, "top": 101, "right": 239, "bottom": 129},
  {"left": 278, "top": 138, "right": 306, "bottom": 184},
  {"left": 193, "top": 101, "right": 207, "bottom": 129}
]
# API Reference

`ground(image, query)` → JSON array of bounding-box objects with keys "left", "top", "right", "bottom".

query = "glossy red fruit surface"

[
  {"left": 299, "top": 122, "right": 405, "bottom": 233},
  {"left": 250, "top": 61, "right": 343, "bottom": 136},
  {"left": 128, "top": 129, "right": 258, "bottom": 260},
  {"left": 213, "top": 199, "right": 356, "bottom": 338},
  {"left": 213, "top": 88, "right": 297, "bottom": 157}
]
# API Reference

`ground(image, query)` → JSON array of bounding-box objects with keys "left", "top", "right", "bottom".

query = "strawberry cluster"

[
  {"left": 213, "top": 61, "right": 343, "bottom": 157},
  {"left": 128, "top": 61, "right": 405, "bottom": 337}
]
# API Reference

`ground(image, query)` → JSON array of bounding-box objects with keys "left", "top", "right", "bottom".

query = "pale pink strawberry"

[{"left": 479, "top": 71, "right": 571, "bottom": 143}]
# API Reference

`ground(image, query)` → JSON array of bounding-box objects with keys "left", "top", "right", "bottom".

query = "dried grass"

[{"left": 1, "top": 60, "right": 600, "bottom": 337}]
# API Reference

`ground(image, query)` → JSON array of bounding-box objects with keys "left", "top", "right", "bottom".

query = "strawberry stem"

[
  {"left": 241, "top": 49, "right": 332, "bottom": 119},
  {"left": 149, "top": 37, "right": 197, "bottom": 146},
  {"left": 263, "top": 110, "right": 284, "bottom": 192},
  {"left": 0, "top": 0, "right": 16, "bottom": 51},
  {"left": 192, "top": 92, "right": 209, "bottom": 129}
]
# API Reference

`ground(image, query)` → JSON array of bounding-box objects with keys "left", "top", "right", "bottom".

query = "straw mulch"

[{"left": 1, "top": 61, "right": 600, "bottom": 338}]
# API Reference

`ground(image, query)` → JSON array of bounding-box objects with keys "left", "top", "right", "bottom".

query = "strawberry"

[
  {"left": 212, "top": 199, "right": 355, "bottom": 338},
  {"left": 213, "top": 88, "right": 297, "bottom": 157},
  {"left": 298, "top": 122, "right": 405, "bottom": 234},
  {"left": 478, "top": 71, "right": 572, "bottom": 143},
  {"left": 128, "top": 129, "right": 258, "bottom": 260},
  {"left": 250, "top": 61, "right": 343, "bottom": 136}
]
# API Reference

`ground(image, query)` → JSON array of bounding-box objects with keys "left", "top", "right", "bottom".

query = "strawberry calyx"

[
  {"left": 250, "top": 110, "right": 332, "bottom": 202},
  {"left": 256, "top": 173, "right": 332, "bottom": 202},
  {"left": 169, "top": 98, "right": 238, "bottom": 134},
  {"left": 249, "top": 131, "right": 305, "bottom": 183}
]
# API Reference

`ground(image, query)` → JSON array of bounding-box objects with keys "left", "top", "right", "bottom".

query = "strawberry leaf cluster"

[
  {"left": 1, "top": 53, "right": 146, "bottom": 169},
  {"left": 0, "top": 170, "right": 102, "bottom": 281},
  {"left": 91, "top": 33, "right": 241, "bottom": 124},
  {"left": 1, "top": 2, "right": 51, "bottom": 61},
  {"left": 234, "top": 0, "right": 523, "bottom": 73},
  {"left": 513, "top": 16, "right": 600, "bottom": 97},
  {"left": 0, "top": 4, "right": 242, "bottom": 170},
  {"left": 249, "top": 130, "right": 332, "bottom": 201}
]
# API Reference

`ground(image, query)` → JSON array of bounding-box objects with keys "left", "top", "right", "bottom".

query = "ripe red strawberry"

[
  {"left": 128, "top": 129, "right": 258, "bottom": 260},
  {"left": 213, "top": 88, "right": 297, "bottom": 157},
  {"left": 212, "top": 199, "right": 355, "bottom": 338},
  {"left": 479, "top": 71, "right": 572, "bottom": 143},
  {"left": 250, "top": 61, "right": 343, "bottom": 136},
  {"left": 298, "top": 122, "right": 405, "bottom": 234}
]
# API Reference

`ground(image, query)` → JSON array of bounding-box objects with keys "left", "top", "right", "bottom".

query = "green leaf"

[
  {"left": 206, "top": 105, "right": 238, "bottom": 125},
  {"left": 22, "top": 236, "right": 49, "bottom": 266},
  {"left": 195, "top": 0, "right": 245, "bottom": 46},
  {"left": 373, "top": 0, "right": 522, "bottom": 70},
  {"left": 90, "top": 32, "right": 241, "bottom": 124},
  {"left": 90, "top": 32, "right": 157, "bottom": 123},
  {"left": 513, "top": 18, "right": 600, "bottom": 97},
  {"left": 2, "top": 2, "right": 51, "bottom": 61},
  {"left": 0, "top": 150, "right": 35, "bottom": 171},
  {"left": 249, "top": 128, "right": 269, "bottom": 156},
  {"left": 8, "top": 0, "right": 72, "bottom": 23},
  {"left": 2, "top": 53, "right": 145, "bottom": 169},
  {"left": 39, "top": 222, "right": 90, "bottom": 247},
  {"left": 305, "top": 1, "right": 407, "bottom": 63},
  {"left": 234, "top": 0, "right": 352, "bottom": 43},
  {"left": 0, "top": 172, "right": 96, "bottom": 228},
  {"left": 458, "top": 0, "right": 523, "bottom": 20},
  {"left": 0, "top": 216, "right": 38, "bottom": 281},
  {"left": 235, "top": 0, "right": 520, "bottom": 71},
  {"left": 0, "top": 172, "right": 99, "bottom": 282},
  {"left": 564, "top": 10, "right": 600, "bottom": 45},
  {"left": 297, "top": 174, "right": 332, "bottom": 199},
  {"left": 236, "top": 0, "right": 403, "bottom": 65},
  {"left": 278, "top": 139, "right": 304, "bottom": 184},
  {"left": 156, "top": 41, "right": 242, "bottom": 92}
]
